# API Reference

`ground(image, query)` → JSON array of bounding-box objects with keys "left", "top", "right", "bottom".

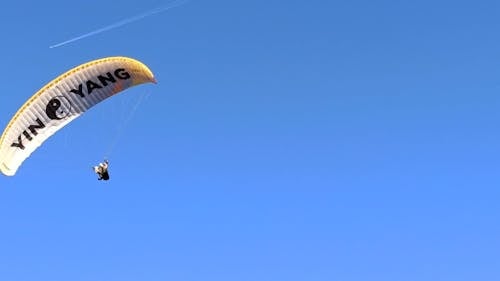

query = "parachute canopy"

[{"left": 0, "top": 56, "right": 156, "bottom": 176}]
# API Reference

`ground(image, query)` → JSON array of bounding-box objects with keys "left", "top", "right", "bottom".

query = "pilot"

[{"left": 93, "top": 159, "right": 110, "bottom": 181}]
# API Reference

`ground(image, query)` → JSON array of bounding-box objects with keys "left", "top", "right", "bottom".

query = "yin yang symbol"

[{"left": 46, "top": 96, "right": 72, "bottom": 120}]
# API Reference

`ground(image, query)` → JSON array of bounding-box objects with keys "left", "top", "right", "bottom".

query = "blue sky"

[{"left": 0, "top": 0, "right": 499, "bottom": 280}]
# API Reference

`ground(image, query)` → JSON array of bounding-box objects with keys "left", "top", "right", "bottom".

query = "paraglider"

[
  {"left": 94, "top": 159, "right": 110, "bottom": 181},
  {"left": 0, "top": 56, "right": 156, "bottom": 176}
]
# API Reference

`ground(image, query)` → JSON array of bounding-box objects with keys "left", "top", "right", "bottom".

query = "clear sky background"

[{"left": 0, "top": 0, "right": 499, "bottom": 280}]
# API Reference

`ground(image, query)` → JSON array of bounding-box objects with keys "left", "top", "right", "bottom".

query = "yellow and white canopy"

[{"left": 0, "top": 56, "right": 156, "bottom": 176}]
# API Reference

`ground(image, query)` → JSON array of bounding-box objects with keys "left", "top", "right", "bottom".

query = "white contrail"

[{"left": 50, "top": 0, "right": 188, "bottom": 48}]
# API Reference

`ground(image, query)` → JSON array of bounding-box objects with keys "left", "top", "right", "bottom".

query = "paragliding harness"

[{"left": 94, "top": 160, "right": 110, "bottom": 181}]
